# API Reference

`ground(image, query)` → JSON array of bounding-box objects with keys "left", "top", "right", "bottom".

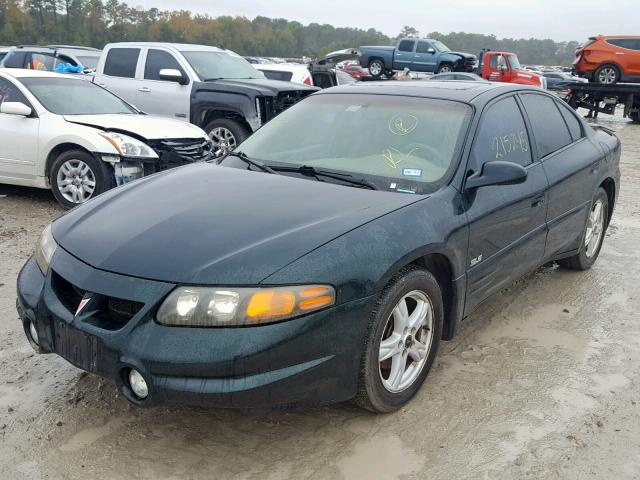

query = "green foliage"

[{"left": 0, "top": 4, "right": 578, "bottom": 65}]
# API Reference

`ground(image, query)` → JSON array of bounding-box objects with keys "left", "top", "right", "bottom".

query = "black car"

[
  {"left": 1, "top": 45, "right": 101, "bottom": 71},
  {"left": 16, "top": 81, "right": 620, "bottom": 413}
]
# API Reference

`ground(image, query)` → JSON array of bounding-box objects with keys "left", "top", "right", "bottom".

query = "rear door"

[
  {"left": 414, "top": 41, "right": 438, "bottom": 72},
  {"left": 138, "top": 48, "right": 191, "bottom": 121},
  {"left": 519, "top": 93, "right": 603, "bottom": 258},
  {"left": 464, "top": 94, "right": 549, "bottom": 314},
  {"left": 94, "top": 47, "right": 142, "bottom": 107},
  {"left": 0, "top": 77, "right": 39, "bottom": 181},
  {"left": 394, "top": 40, "right": 416, "bottom": 70}
]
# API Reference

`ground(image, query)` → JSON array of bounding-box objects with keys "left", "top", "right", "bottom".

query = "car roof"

[
  {"left": 318, "top": 80, "right": 540, "bottom": 104},
  {"left": 600, "top": 35, "right": 640, "bottom": 39},
  {"left": 0, "top": 68, "right": 86, "bottom": 79},
  {"left": 104, "top": 42, "right": 227, "bottom": 53}
]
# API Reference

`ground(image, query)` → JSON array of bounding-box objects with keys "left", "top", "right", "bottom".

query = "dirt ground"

[{"left": 1, "top": 116, "right": 639, "bottom": 480}]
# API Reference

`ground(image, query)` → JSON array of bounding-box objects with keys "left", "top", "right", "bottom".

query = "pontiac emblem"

[{"left": 75, "top": 297, "right": 91, "bottom": 316}]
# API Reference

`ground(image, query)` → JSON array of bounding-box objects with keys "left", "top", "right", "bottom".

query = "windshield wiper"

[
  {"left": 270, "top": 165, "right": 378, "bottom": 190},
  {"left": 218, "top": 151, "right": 279, "bottom": 174}
]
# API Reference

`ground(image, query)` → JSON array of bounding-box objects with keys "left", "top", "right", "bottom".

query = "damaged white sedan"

[{"left": 0, "top": 69, "right": 213, "bottom": 207}]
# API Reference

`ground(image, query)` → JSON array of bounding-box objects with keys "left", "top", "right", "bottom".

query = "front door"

[
  {"left": 463, "top": 95, "right": 549, "bottom": 314},
  {"left": 0, "top": 77, "right": 39, "bottom": 181},
  {"left": 137, "top": 48, "right": 191, "bottom": 121},
  {"left": 414, "top": 41, "right": 438, "bottom": 72}
]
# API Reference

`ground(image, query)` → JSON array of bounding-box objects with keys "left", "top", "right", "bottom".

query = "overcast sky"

[{"left": 131, "top": 0, "right": 637, "bottom": 42}]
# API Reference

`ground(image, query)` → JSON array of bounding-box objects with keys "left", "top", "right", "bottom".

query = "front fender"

[{"left": 261, "top": 187, "right": 468, "bottom": 305}]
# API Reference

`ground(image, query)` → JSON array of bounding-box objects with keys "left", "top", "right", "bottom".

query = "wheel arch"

[
  {"left": 376, "top": 249, "right": 463, "bottom": 341},
  {"left": 600, "top": 177, "right": 616, "bottom": 227},
  {"left": 45, "top": 143, "right": 95, "bottom": 181},
  {"left": 200, "top": 109, "right": 252, "bottom": 134}
]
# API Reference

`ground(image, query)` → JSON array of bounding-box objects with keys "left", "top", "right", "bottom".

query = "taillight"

[{"left": 304, "top": 76, "right": 313, "bottom": 85}]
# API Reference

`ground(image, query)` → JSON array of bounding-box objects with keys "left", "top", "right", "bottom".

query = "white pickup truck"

[{"left": 92, "top": 42, "right": 318, "bottom": 155}]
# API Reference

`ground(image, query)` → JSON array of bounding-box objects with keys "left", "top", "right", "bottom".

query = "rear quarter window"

[
  {"left": 104, "top": 48, "right": 140, "bottom": 78},
  {"left": 520, "top": 93, "right": 573, "bottom": 158},
  {"left": 556, "top": 101, "right": 584, "bottom": 142}
]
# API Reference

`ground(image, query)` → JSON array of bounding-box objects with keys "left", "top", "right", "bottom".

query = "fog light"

[
  {"left": 128, "top": 369, "right": 149, "bottom": 399},
  {"left": 28, "top": 321, "right": 39, "bottom": 346}
]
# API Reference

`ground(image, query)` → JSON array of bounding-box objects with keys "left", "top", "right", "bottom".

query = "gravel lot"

[{"left": 0, "top": 117, "right": 639, "bottom": 480}]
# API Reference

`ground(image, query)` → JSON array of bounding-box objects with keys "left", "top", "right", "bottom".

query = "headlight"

[
  {"left": 99, "top": 132, "right": 158, "bottom": 158},
  {"left": 35, "top": 223, "right": 58, "bottom": 274},
  {"left": 156, "top": 285, "right": 336, "bottom": 327}
]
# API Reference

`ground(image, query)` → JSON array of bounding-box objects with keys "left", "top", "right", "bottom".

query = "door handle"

[
  {"left": 531, "top": 195, "right": 545, "bottom": 208},
  {"left": 138, "top": 87, "right": 151, "bottom": 93}
]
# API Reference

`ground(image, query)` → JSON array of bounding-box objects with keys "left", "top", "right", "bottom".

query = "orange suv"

[{"left": 574, "top": 35, "right": 640, "bottom": 84}]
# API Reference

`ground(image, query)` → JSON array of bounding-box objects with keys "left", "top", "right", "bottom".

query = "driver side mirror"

[
  {"left": 465, "top": 161, "right": 527, "bottom": 190},
  {"left": 159, "top": 68, "right": 187, "bottom": 85},
  {"left": 0, "top": 102, "right": 32, "bottom": 116},
  {"left": 427, "top": 48, "right": 435, "bottom": 54}
]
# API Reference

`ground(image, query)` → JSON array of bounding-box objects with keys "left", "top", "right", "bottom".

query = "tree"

[{"left": 397, "top": 26, "right": 419, "bottom": 39}]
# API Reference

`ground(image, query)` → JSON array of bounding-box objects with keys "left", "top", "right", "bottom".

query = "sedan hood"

[
  {"left": 53, "top": 164, "right": 422, "bottom": 284},
  {"left": 64, "top": 114, "right": 205, "bottom": 140}
]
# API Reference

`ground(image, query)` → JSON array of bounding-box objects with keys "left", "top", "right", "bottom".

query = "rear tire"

[
  {"left": 368, "top": 59, "right": 384, "bottom": 78},
  {"left": 558, "top": 188, "right": 609, "bottom": 270},
  {"left": 50, "top": 150, "right": 109, "bottom": 209},
  {"left": 354, "top": 267, "right": 443, "bottom": 413},
  {"left": 630, "top": 110, "right": 640, "bottom": 123},
  {"left": 204, "top": 118, "right": 249, "bottom": 157},
  {"left": 594, "top": 64, "right": 620, "bottom": 85}
]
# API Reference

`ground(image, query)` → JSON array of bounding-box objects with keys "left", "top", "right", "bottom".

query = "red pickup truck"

[{"left": 478, "top": 50, "right": 547, "bottom": 88}]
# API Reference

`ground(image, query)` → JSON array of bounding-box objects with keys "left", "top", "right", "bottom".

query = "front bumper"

[{"left": 16, "top": 248, "right": 373, "bottom": 409}]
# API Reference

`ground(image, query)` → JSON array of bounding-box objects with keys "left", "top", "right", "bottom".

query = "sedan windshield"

[
  {"left": 236, "top": 94, "right": 472, "bottom": 194},
  {"left": 19, "top": 77, "right": 138, "bottom": 115},
  {"left": 182, "top": 51, "right": 263, "bottom": 80}
]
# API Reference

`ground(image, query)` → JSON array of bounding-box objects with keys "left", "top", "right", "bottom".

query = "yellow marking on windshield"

[
  {"left": 382, "top": 146, "right": 423, "bottom": 168},
  {"left": 389, "top": 114, "right": 418, "bottom": 136}
]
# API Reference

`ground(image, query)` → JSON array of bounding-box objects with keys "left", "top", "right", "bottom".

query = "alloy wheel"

[
  {"left": 369, "top": 61, "right": 382, "bottom": 76},
  {"left": 438, "top": 65, "right": 452, "bottom": 73},
  {"left": 378, "top": 290, "right": 434, "bottom": 393},
  {"left": 209, "top": 127, "right": 237, "bottom": 156},
  {"left": 597, "top": 67, "right": 617, "bottom": 84},
  {"left": 585, "top": 199, "right": 605, "bottom": 258},
  {"left": 56, "top": 159, "right": 96, "bottom": 204}
]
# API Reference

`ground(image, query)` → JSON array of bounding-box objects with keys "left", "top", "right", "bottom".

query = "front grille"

[
  {"left": 160, "top": 138, "right": 213, "bottom": 162},
  {"left": 51, "top": 271, "right": 144, "bottom": 331}
]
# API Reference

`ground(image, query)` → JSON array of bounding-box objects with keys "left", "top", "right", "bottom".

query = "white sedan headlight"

[
  {"left": 99, "top": 132, "right": 158, "bottom": 158},
  {"left": 35, "top": 223, "right": 58, "bottom": 274},
  {"left": 156, "top": 285, "right": 335, "bottom": 327}
]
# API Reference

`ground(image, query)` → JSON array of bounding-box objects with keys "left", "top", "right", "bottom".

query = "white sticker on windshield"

[
  {"left": 345, "top": 105, "right": 362, "bottom": 112},
  {"left": 402, "top": 168, "right": 423, "bottom": 177}
]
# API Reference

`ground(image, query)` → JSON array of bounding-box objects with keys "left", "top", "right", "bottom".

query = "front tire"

[
  {"left": 204, "top": 118, "right": 249, "bottom": 157},
  {"left": 558, "top": 187, "right": 609, "bottom": 270},
  {"left": 437, "top": 63, "right": 453, "bottom": 74},
  {"left": 354, "top": 267, "right": 443, "bottom": 413},
  {"left": 368, "top": 59, "right": 384, "bottom": 78},
  {"left": 594, "top": 64, "right": 620, "bottom": 85},
  {"left": 50, "top": 150, "right": 108, "bottom": 209}
]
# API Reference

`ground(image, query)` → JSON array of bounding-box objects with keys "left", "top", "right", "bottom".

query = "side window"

[
  {"left": 416, "top": 42, "right": 432, "bottom": 54},
  {"left": 632, "top": 39, "right": 640, "bottom": 51},
  {"left": 0, "top": 78, "right": 29, "bottom": 107},
  {"left": 489, "top": 55, "right": 497, "bottom": 68},
  {"left": 26, "top": 53, "right": 57, "bottom": 71},
  {"left": 398, "top": 40, "right": 415, "bottom": 52},
  {"left": 555, "top": 101, "right": 583, "bottom": 142},
  {"left": 104, "top": 48, "right": 140, "bottom": 78},
  {"left": 144, "top": 49, "right": 184, "bottom": 81},
  {"left": 521, "top": 93, "right": 573, "bottom": 158},
  {"left": 472, "top": 96, "right": 532, "bottom": 168},
  {"left": 607, "top": 38, "right": 636, "bottom": 50}
]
